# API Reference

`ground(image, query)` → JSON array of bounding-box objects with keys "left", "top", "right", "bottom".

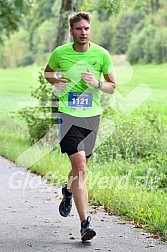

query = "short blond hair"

[{"left": 68, "top": 11, "right": 91, "bottom": 28}]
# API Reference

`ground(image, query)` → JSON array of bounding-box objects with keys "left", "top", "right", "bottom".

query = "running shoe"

[
  {"left": 81, "top": 216, "right": 96, "bottom": 242},
  {"left": 59, "top": 183, "right": 72, "bottom": 217}
]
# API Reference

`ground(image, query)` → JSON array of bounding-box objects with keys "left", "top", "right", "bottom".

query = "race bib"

[{"left": 68, "top": 92, "right": 92, "bottom": 109}]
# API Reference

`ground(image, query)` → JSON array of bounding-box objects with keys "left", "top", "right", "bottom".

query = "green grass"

[
  {"left": 117, "top": 63, "right": 167, "bottom": 109},
  {"left": 0, "top": 65, "right": 41, "bottom": 112},
  {"left": 0, "top": 64, "right": 167, "bottom": 239}
]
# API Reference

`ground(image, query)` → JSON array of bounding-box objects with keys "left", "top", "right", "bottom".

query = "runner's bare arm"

[
  {"left": 101, "top": 72, "right": 116, "bottom": 94},
  {"left": 44, "top": 65, "right": 58, "bottom": 85},
  {"left": 44, "top": 65, "right": 67, "bottom": 90}
]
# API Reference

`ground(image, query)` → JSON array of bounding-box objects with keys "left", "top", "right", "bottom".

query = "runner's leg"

[{"left": 68, "top": 151, "right": 88, "bottom": 222}]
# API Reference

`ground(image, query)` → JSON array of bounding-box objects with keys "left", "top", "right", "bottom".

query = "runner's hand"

[
  {"left": 82, "top": 68, "right": 98, "bottom": 88},
  {"left": 55, "top": 73, "right": 67, "bottom": 90}
]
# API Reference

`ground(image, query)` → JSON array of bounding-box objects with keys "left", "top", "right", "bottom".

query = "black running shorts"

[{"left": 58, "top": 113, "right": 100, "bottom": 158}]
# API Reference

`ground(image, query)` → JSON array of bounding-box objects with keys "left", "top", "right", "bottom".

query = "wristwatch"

[{"left": 95, "top": 80, "right": 103, "bottom": 89}]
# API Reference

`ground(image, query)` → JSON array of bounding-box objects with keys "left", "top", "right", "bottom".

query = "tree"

[
  {"left": 33, "top": 19, "right": 58, "bottom": 65},
  {"left": 78, "top": 0, "right": 125, "bottom": 15},
  {"left": 25, "top": 0, "right": 59, "bottom": 62},
  {"left": 26, "top": 0, "right": 56, "bottom": 37},
  {"left": 56, "top": 0, "right": 73, "bottom": 46},
  {"left": 90, "top": 11, "right": 113, "bottom": 51},
  {"left": 0, "top": 0, "right": 31, "bottom": 37},
  {"left": 127, "top": 25, "right": 157, "bottom": 64},
  {"left": 3, "top": 29, "right": 31, "bottom": 67},
  {"left": 132, "top": 0, "right": 160, "bottom": 14},
  {"left": 152, "top": 27, "right": 167, "bottom": 63},
  {"left": 113, "top": 11, "right": 144, "bottom": 54},
  {"left": 147, "top": 0, "right": 160, "bottom": 13}
]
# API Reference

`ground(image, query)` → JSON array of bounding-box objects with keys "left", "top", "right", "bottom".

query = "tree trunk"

[
  {"left": 56, "top": 0, "right": 73, "bottom": 46},
  {"left": 151, "top": 0, "right": 160, "bottom": 12}
]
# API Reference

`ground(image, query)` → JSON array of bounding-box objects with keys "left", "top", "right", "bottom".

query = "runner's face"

[{"left": 70, "top": 19, "right": 90, "bottom": 45}]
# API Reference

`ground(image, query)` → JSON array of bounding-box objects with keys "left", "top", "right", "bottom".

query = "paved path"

[{"left": 0, "top": 156, "right": 166, "bottom": 252}]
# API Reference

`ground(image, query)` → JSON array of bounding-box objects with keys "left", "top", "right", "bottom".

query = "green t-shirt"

[{"left": 48, "top": 42, "right": 113, "bottom": 117}]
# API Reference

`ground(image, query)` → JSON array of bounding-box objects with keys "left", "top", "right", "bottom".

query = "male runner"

[{"left": 44, "top": 11, "right": 115, "bottom": 242}]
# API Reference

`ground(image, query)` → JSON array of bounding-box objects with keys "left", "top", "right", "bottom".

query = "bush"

[
  {"left": 127, "top": 25, "right": 157, "bottom": 64},
  {"left": 127, "top": 25, "right": 167, "bottom": 64},
  {"left": 3, "top": 29, "right": 31, "bottom": 68},
  {"left": 113, "top": 11, "right": 144, "bottom": 54},
  {"left": 152, "top": 28, "right": 167, "bottom": 63},
  {"left": 18, "top": 70, "right": 56, "bottom": 144},
  {"left": 94, "top": 108, "right": 167, "bottom": 164},
  {"left": 17, "top": 53, "right": 34, "bottom": 67}
]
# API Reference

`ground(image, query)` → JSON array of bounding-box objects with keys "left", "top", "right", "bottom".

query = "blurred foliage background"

[{"left": 0, "top": 0, "right": 167, "bottom": 68}]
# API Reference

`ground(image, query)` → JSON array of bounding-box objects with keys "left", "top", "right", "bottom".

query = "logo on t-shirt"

[{"left": 93, "top": 61, "right": 97, "bottom": 65}]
